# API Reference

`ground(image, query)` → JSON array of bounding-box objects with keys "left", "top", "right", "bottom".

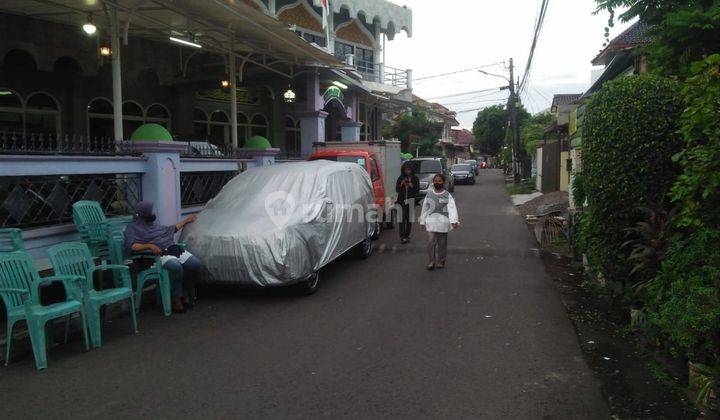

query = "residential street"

[{"left": 1, "top": 169, "right": 609, "bottom": 419}]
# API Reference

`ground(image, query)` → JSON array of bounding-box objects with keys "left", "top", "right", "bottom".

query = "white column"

[
  {"left": 373, "top": 24, "right": 383, "bottom": 83},
  {"left": 268, "top": 0, "right": 276, "bottom": 15},
  {"left": 326, "top": 0, "right": 335, "bottom": 54},
  {"left": 110, "top": 8, "right": 123, "bottom": 141},
  {"left": 229, "top": 52, "right": 238, "bottom": 148}
]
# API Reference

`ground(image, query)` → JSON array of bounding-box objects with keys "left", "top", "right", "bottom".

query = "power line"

[
  {"left": 518, "top": 0, "right": 550, "bottom": 95},
  {"left": 425, "top": 86, "right": 506, "bottom": 101},
  {"left": 413, "top": 61, "right": 505, "bottom": 82},
  {"left": 442, "top": 96, "right": 509, "bottom": 107},
  {"left": 439, "top": 90, "right": 508, "bottom": 106},
  {"left": 453, "top": 100, "right": 509, "bottom": 114}
]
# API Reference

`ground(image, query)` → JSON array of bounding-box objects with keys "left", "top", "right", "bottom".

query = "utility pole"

[{"left": 507, "top": 58, "right": 520, "bottom": 184}]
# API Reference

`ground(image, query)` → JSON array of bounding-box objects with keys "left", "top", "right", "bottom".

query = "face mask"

[
  {"left": 144, "top": 214, "right": 157, "bottom": 223},
  {"left": 433, "top": 183, "right": 444, "bottom": 190}
]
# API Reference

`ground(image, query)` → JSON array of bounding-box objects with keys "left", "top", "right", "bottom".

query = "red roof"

[{"left": 450, "top": 129, "right": 475, "bottom": 146}]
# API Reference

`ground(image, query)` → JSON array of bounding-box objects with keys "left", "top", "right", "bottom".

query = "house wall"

[{"left": 560, "top": 151, "right": 570, "bottom": 192}]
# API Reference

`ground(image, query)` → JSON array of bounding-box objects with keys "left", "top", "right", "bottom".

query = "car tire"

[
  {"left": 299, "top": 271, "right": 320, "bottom": 295},
  {"left": 355, "top": 236, "right": 373, "bottom": 259},
  {"left": 371, "top": 220, "right": 381, "bottom": 240}
]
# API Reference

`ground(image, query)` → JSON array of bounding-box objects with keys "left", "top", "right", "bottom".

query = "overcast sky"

[{"left": 385, "top": 0, "right": 633, "bottom": 129}]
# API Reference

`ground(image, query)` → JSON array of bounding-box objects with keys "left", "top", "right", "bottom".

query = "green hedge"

[{"left": 581, "top": 75, "right": 684, "bottom": 286}]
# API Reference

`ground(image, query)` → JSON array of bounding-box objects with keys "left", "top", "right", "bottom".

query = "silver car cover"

[{"left": 181, "top": 160, "right": 374, "bottom": 286}]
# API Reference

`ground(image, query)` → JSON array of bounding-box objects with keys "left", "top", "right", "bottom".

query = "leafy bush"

[
  {"left": 581, "top": 75, "right": 684, "bottom": 288},
  {"left": 571, "top": 172, "right": 587, "bottom": 208},
  {"left": 670, "top": 54, "right": 720, "bottom": 229},
  {"left": 646, "top": 228, "right": 720, "bottom": 363}
]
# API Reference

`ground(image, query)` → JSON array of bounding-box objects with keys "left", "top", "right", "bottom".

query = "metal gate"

[{"left": 541, "top": 140, "right": 560, "bottom": 192}]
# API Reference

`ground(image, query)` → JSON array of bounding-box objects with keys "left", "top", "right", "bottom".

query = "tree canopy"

[
  {"left": 472, "top": 105, "right": 508, "bottom": 156},
  {"left": 595, "top": 0, "right": 720, "bottom": 77},
  {"left": 384, "top": 112, "right": 441, "bottom": 157}
]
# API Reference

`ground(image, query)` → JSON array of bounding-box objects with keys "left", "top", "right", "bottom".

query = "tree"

[
  {"left": 384, "top": 111, "right": 441, "bottom": 156},
  {"left": 595, "top": 0, "right": 720, "bottom": 78},
  {"left": 472, "top": 105, "right": 507, "bottom": 156},
  {"left": 520, "top": 112, "right": 554, "bottom": 158}
]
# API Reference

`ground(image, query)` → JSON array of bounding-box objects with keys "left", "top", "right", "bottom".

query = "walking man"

[
  {"left": 419, "top": 173, "right": 459, "bottom": 270},
  {"left": 396, "top": 163, "right": 420, "bottom": 244}
]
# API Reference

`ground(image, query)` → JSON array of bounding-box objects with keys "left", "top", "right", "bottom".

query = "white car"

[{"left": 182, "top": 160, "right": 375, "bottom": 294}]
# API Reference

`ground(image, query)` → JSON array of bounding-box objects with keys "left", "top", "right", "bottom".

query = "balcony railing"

[
  {"left": 341, "top": 56, "right": 412, "bottom": 89},
  {"left": 0, "top": 132, "right": 137, "bottom": 156}
]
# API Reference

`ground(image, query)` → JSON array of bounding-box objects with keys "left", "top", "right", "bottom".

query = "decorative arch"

[
  {"left": 249, "top": 113, "right": 268, "bottom": 138},
  {"left": 53, "top": 56, "right": 83, "bottom": 76},
  {"left": 145, "top": 103, "right": 171, "bottom": 128},
  {"left": 1, "top": 49, "right": 38, "bottom": 73},
  {"left": 335, "top": 19, "right": 376, "bottom": 47},
  {"left": 284, "top": 115, "right": 301, "bottom": 156},
  {"left": 0, "top": 87, "right": 25, "bottom": 135},
  {"left": 87, "top": 97, "right": 114, "bottom": 139},
  {"left": 192, "top": 107, "right": 209, "bottom": 140},
  {"left": 25, "top": 92, "right": 61, "bottom": 138},
  {"left": 277, "top": 1, "right": 323, "bottom": 33}
]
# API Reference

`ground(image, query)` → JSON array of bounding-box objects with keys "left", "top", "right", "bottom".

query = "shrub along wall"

[{"left": 581, "top": 75, "right": 684, "bottom": 291}]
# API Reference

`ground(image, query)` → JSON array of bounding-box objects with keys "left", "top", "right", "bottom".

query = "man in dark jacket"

[{"left": 396, "top": 163, "right": 420, "bottom": 244}]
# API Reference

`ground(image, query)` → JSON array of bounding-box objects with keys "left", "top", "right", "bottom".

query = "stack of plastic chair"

[{"left": 0, "top": 252, "right": 89, "bottom": 370}]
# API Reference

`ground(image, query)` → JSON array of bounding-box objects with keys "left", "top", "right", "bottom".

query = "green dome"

[
  {"left": 245, "top": 135, "right": 272, "bottom": 149},
  {"left": 130, "top": 123, "right": 173, "bottom": 142}
]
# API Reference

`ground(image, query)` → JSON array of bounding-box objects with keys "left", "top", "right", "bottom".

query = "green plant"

[
  {"left": 646, "top": 228, "right": 720, "bottom": 363},
  {"left": 693, "top": 362, "right": 719, "bottom": 408},
  {"left": 581, "top": 75, "right": 684, "bottom": 292},
  {"left": 571, "top": 172, "right": 587, "bottom": 208},
  {"left": 621, "top": 204, "right": 678, "bottom": 290},
  {"left": 670, "top": 54, "right": 720, "bottom": 230}
]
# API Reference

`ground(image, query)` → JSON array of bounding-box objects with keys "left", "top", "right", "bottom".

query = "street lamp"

[{"left": 82, "top": 14, "right": 97, "bottom": 35}]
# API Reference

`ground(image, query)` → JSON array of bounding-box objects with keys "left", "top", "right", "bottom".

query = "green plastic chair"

[
  {"left": 108, "top": 229, "right": 172, "bottom": 317},
  {"left": 72, "top": 201, "right": 113, "bottom": 261},
  {"left": 0, "top": 228, "right": 24, "bottom": 252},
  {"left": 0, "top": 251, "right": 89, "bottom": 370},
  {"left": 47, "top": 242, "right": 138, "bottom": 348}
]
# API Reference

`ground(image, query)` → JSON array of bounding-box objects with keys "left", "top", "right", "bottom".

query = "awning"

[{"left": 0, "top": 0, "right": 343, "bottom": 70}]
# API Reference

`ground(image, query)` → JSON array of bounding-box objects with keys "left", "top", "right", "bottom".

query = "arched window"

[
  {"left": 250, "top": 114, "right": 268, "bottom": 138},
  {"left": 146, "top": 103, "right": 170, "bottom": 128},
  {"left": 284, "top": 116, "right": 301, "bottom": 156},
  {"left": 2, "top": 50, "right": 37, "bottom": 73},
  {"left": 192, "top": 108, "right": 208, "bottom": 140},
  {"left": 87, "top": 97, "right": 114, "bottom": 139},
  {"left": 0, "top": 88, "right": 24, "bottom": 135},
  {"left": 237, "top": 112, "right": 249, "bottom": 147},
  {"left": 122, "top": 101, "right": 144, "bottom": 137},
  {"left": 53, "top": 56, "right": 83, "bottom": 77},
  {"left": 25, "top": 92, "right": 60, "bottom": 138},
  {"left": 209, "top": 110, "right": 229, "bottom": 148}
]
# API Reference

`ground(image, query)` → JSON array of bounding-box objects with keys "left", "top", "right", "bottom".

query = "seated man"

[{"left": 124, "top": 201, "right": 201, "bottom": 313}]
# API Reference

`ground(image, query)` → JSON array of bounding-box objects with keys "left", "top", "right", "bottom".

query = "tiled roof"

[
  {"left": 551, "top": 94, "right": 582, "bottom": 108},
  {"left": 450, "top": 128, "right": 475, "bottom": 145},
  {"left": 592, "top": 21, "right": 651, "bottom": 65}
]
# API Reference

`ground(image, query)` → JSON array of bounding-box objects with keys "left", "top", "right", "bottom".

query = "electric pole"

[{"left": 507, "top": 58, "right": 520, "bottom": 184}]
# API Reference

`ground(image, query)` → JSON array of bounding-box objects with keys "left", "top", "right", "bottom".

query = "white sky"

[{"left": 385, "top": 0, "right": 633, "bottom": 128}]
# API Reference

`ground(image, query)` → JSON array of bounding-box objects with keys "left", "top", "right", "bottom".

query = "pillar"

[
  {"left": 110, "top": 7, "right": 123, "bottom": 141},
  {"left": 299, "top": 111, "right": 328, "bottom": 155},
  {"left": 340, "top": 121, "right": 362, "bottom": 142},
  {"left": 230, "top": 53, "right": 238, "bottom": 148},
  {"left": 132, "top": 141, "right": 188, "bottom": 226}
]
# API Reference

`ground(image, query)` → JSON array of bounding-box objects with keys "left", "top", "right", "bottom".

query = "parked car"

[
  {"left": 183, "top": 141, "right": 225, "bottom": 157},
  {"left": 408, "top": 157, "right": 454, "bottom": 202},
  {"left": 464, "top": 159, "right": 479, "bottom": 174},
  {"left": 182, "top": 160, "right": 376, "bottom": 295},
  {"left": 308, "top": 145, "right": 401, "bottom": 232},
  {"left": 452, "top": 163, "right": 475, "bottom": 185}
]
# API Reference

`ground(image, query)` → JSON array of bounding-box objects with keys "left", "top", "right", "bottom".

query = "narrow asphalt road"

[{"left": 1, "top": 169, "right": 609, "bottom": 419}]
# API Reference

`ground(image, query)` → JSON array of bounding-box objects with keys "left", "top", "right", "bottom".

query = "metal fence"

[
  {"left": 0, "top": 132, "right": 138, "bottom": 155},
  {"left": 180, "top": 171, "right": 237, "bottom": 208},
  {"left": 0, "top": 173, "right": 142, "bottom": 228}
]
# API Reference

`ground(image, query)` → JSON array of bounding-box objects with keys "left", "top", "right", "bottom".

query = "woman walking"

[
  {"left": 395, "top": 163, "right": 420, "bottom": 244},
  {"left": 419, "top": 174, "right": 459, "bottom": 270}
]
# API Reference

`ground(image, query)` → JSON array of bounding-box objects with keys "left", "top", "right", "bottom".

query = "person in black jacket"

[{"left": 396, "top": 163, "right": 420, "bottom": 244}]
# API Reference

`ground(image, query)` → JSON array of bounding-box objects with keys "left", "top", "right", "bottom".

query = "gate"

[{"left": 541, "top": 140, "right": 560, "bottom": 192}]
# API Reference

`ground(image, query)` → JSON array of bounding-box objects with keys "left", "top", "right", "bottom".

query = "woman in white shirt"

[{"left": 419, "top": 174, "right": 460, "bottom": 270}]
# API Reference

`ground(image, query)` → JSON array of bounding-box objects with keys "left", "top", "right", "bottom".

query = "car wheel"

[
  {"left": 371, "top": 220, "right": 381, "bottom": 240},
  {"left": 355, "top": 236, "right": 373, "bottom": 259},
  {"left": 299, "top": 271, "right": 320, "bottom": 295}
]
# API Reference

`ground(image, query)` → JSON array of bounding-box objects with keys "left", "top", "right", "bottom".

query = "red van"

[{"left": 308, "top": 150, "right": 388, "bottom": 234}]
